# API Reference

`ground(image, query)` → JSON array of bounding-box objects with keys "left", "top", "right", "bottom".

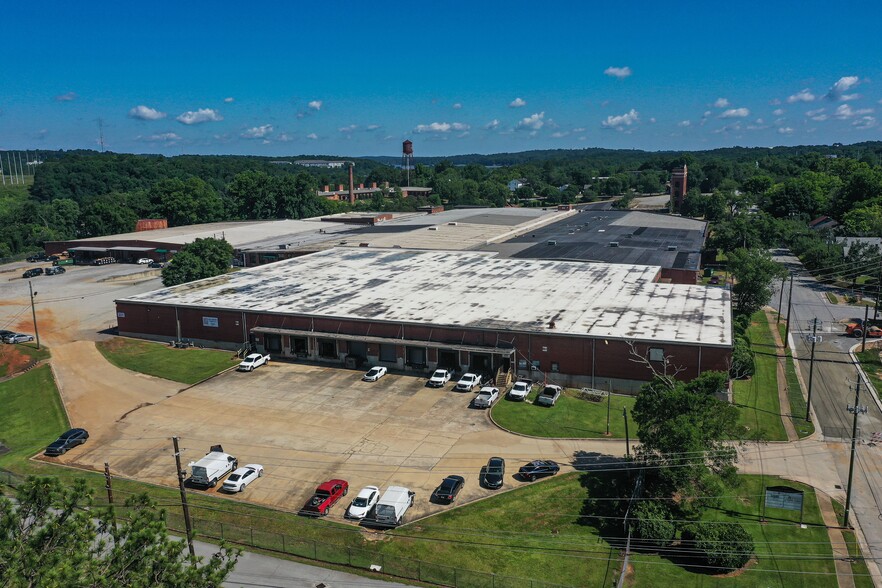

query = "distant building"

[
  {"left": 508, "top": 179, "right": 527, "bottom": 192},
  {"left": 670, "top": 165, "right": 688, "bottom": 208},
  {"left": 294, "top": 160, "right": 347, "bottom": 169},
  {"left": 808, "top": 216, "right": 839, "bottom": 231}
]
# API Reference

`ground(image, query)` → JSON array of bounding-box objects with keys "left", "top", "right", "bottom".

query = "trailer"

[
  {"left": 187, "top": 444, "right": 238, "bottom": 488},
  {"left": 368, "top": 486, "right": 415, "bottom": 528}
]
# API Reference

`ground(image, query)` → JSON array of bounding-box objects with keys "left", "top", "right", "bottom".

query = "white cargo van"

[
  {"left": 188, "top": 444, "right": 238, "bottom": 487},
  {"left": 370, "top": 486, "right": 415, "bottom": 527}
]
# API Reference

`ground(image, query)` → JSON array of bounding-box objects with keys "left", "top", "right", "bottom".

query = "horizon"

[{"left": 2, "top": 1, "right": 880, "bottom": 157}]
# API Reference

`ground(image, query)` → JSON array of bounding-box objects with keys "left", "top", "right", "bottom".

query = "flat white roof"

[{"left": 120, "top": 248, "right": 731, "bottom": 347}]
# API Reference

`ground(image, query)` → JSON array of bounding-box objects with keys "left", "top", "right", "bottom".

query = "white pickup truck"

[
  {"left": 370, "top": 486, "right": 415, "bottom": 528},
  {"left": 453, "top": 372, "right": 482, "bottom": 392},
  {"left": 238, "top": 353, "right": 270, "bottom": 371},
  {"left": 188, "top": 445, "right": 238, "bottom": 487}
]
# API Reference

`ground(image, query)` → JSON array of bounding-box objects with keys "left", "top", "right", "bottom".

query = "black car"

[
  {"left": 0, "top": 330, "right": 15, "bottom": 341},
  {"left": 480, "top": 457, "right": 505, "bottom": 489},
  {"left": 518, "top": 460, "right": 560, "bottom": 481},
  {"left": 45, "top": 428, "right": 89, "bottom": 456},
  {"left": 431, "top": 475, "right": 465, "bottom": 503},
  {"left": 22, "top": 268, "right": 44, "bottom": 278},
  {"left": 45, "top": 266, "right": 66, "bottom": 276},
  {"left": 148, "top": 261, "right": 166, "bottom": 269},
  {"left": 26, "top": 253, "right": 48, "bottom": 262}
]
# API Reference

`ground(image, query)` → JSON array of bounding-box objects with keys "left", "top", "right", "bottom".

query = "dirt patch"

[{"left": 0, "top": 345, "right": 32, "bottom": 375}]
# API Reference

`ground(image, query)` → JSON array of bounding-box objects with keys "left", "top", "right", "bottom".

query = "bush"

[
  {"left": 733, "top": 314, "right": 751, "bottom": 337},
  {"left": 681, "top": 521, "right": 754, "bottom": 571},
  {"left": 631, "top": 501, "right": 676, "bottom": 549}
]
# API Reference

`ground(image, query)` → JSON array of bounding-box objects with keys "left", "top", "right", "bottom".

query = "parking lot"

[{"left": 52, "top": 358, "right": 622, "bottom": 522}]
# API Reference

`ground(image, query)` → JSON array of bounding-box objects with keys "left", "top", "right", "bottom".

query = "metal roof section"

[{"left": 120, "top": 248, "right": 731, "bottom": 347}]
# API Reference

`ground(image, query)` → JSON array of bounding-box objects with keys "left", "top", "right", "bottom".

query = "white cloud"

[
  {"left": 55, "top": 91, "right": 77, "bottom": 102},
  {"left": 551, "top": 131, "right": 569, "bottom": 138},
  {"left": 719, "top": 107, "right": 750, "bottom": 118},
  {"left": 713, "top": 122, "right": 743, "bottom": 134},
  {"left": 176, "top": 108, "right": 223, "bottom": 125},
  {"left": 366, "top": 124, "right": 381, "bottom": 131},
  {"left": 805, "top": 108, "right": 828, "bottom": 121},
  {"left": 241, "top": 124, "right": 273, "bottom": 139},
  {"left": 509, "top": 97, "right": 527, "bottom": 108},
  {"left": 826, "top": 76, "right": 860, "bottom": 101},
  {"left": 787, "top": 89, "right": 816, "bottom": 103},
  {"left": 649, "top": 117, "right": 656, "bottom": 123},
  {"left": 777, "top": 127, "right": 794, "bottom": 135},
  {"left": 338, "top": 124, "right": 358, "bottom": 133},
  {"left": 224, "top": 97, "right": 235, "bottom": 103},
  {"left": 601, "top": 109, "right": 639, "bottom": 130},
  {"left": 772, "top": 108, "right": 785, "bottom": 116},
  {"left": 714, "top": 97, "right": 730, "bottom": 108},
  {"left": 452, "top": 103, "right": 462, "bottom": 109},
  {"left": 769, "top": 98, "right": 782, "bottom": 105},
  {"left": 277, "top": 133, "right": 293, "bottom": 142},
  {"left": 484, "top": 119, "right": 501, "bottom": 130},
  {"left": 834, "top": 104, "right": 874, "bottom": 119},
  {"left": 128, "top": 105, "right": 167, "bottom": 121},
  {"left": 678, "top": 120, "right": 691, "bottom": 127},
  {"left": 141, "top": 132, "right": 182, "bottom": 142},
  {"left": 572, "top": 127, "right": 586, "bottom": 133},
  {"left": 306, "top": 133, "right": 318, "bottom": 140},
  {"left": 604, "top": 66, "right": 632, "bottom": 79},
  {"left": 853, "top": 116, "right": 877, "bottom": 130},
  {"left": 700, "top": 111, "right": 712, "bottom": 126},
  {"left": 413, "top": 121, "right": 471, "bottom": 133},
  {"left": 308, "top": 100, "right": 322, "bottom": 111},
  {"left": 516, "top": 112, "right": 546, "bottom": 131}
]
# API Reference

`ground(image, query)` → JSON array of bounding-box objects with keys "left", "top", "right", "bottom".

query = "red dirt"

[{"left": 0, "top": 345, "right": 30, "bottom": 375}]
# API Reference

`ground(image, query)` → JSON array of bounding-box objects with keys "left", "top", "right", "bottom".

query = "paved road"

[
  {"left": 771, "top": 250, "right": 882, "bottom": 581},
  {"left": 192, "top": 541, "right": 412, "bottom": 587}
]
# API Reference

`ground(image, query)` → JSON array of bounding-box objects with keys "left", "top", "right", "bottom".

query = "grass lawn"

[
  {"left": 96, "top": 337, "right": 236, "bottom": 384},
  {"left": 825, "top": 291, "right": 839, "bottom": 304},
  {"left": 777, "top": 323, "right": 815, "bottom": 438},
  {"left": 0, "top": 365, "right": 68, "bottom": 470},
  {"left": 491, "top": 387, "right": 637, "bottom": 438},
  {"left": 856, "top": 348, "right": 882, "bottom": 399},
  {"left": 0, "top": 342, "right": 50, "bottom": 378},
  {"left": 732, "top": 313, "right": 787, "bottom": 441}
]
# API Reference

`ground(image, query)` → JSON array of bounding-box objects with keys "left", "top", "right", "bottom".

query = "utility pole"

[
  {"left": 784, "top": 274, "right": 795, "bottom": 342},
  {"left": 844, "top": 378, "right": 868, "bottom": 528},
  {"left": 805, "top": 319, "right": 821, "bottom": 422},
  {"left": 861, "top": 304, "right": 869, "bottom": 353},
  {"left": 28, "top": 281, "right": 40, "bottom": 350},
  {"left": 606, "top": 383, "right": 611, "bottom": 436},
  {"left": 777, "top": 274, "right": 787, "bottom": 323},
  {"left": 104, "top": 462, "right": 117, "bottom": 534},
  {"left": 875, "top": 261, "right": 881, "bottom": 322},
  {"left": 172, "top": 436, "right": 195, "bottom": 557},
  {"left": 623, "top": 407, "right": 631, "bottom": 459}
]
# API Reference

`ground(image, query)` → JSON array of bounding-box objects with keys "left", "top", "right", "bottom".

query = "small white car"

[
  {"left": 222, "top": 464, "right": 264, "bottom": 492},
  {"left": 454, "top": 372, "right": 482, "bottom": 392},
  {"left": 346, "top": 485, "right": 380, "bottom": 519},
  {"left": 3, "top": 333, "right": 35, "bottom": 344},
  {"left": 427, "top": 369, "right": 453, "bottom": 388},
  {"left": 363, "top": 366, "right": 387, "bottom": 381},
  {"left": 508, "top": 380, "right": 532, "bottom": 401},
  {"left": 238, "top": 353, "right": 270, "bottom": 371},
  {"left": 473, "top": 386, "right": 500, "bottom": 408},
  {"left": 137, "top": 258, "right": 152, "bottom": 264}
]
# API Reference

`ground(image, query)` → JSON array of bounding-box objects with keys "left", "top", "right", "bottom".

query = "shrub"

[
  {"left": 631, "top": 501, "right": 676, "bottom": 549},
  {"left": 681, "top": 521, "right": 754, "bottom": 571},
  {"left": 729, "top": 340, "right": 755, "bottom": 379}
]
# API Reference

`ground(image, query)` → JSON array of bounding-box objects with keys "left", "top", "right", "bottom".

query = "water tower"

[{"left": 402, "top": 140, "right": 414, "bottom": 186}]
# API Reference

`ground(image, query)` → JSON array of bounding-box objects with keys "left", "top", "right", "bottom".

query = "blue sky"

[{"left": 2, "top": 1, "right": 881, "bottom": 157}]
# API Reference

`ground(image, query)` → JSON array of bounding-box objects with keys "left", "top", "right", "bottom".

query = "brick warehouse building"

[{"left": 114, "top": 248, "right": 732, "bottom": 392}]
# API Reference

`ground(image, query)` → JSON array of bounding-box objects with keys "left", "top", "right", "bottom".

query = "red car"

[{"left": 299, "top": 479, "right": 349, "bottom": 516}]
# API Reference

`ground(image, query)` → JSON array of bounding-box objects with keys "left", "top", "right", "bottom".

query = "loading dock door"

[
  {"left": 318, "top": 339, "right": 337, "bottom": 359},
  {"left": 348, "top": 341, "right": 367, "bottom": 359},
  {"left": 406, "top": 347, "right": 426, "bottom": 367},
  {"left": 438, "top": 349, "right": 457, "bottom": 369},
  {"left": 379, "top": 344, "right": 397, "bottom": 363},
  {"left": 265, "top": 334, "right": 282, "bottom": 354}
]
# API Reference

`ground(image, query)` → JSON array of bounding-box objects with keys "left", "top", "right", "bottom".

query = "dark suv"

[
  {"left": 45, "top": 428, "right": 89, "bottom": 456},
  {"left": 22, "top": 268, "right": 44, "bottom": 278},
  {"left": 45, "top": 266, "right": 66, "bottom": 276}
]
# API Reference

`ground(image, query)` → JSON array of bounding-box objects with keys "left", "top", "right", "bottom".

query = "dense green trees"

[
  {"left": 726, "top": 249, "right": 788, "bottom": 316},
  {"left": 0, "top": 476, "right": 238, "bottom": 587},
  {"left": 161, "top": 238, "right": 234, "bottom": 286}
]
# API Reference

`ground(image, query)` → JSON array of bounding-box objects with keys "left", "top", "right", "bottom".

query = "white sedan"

[
  {"left": 362, "top": 366, "right": 387, "bottom": 381},
  {"left": 221, "top": 464, "right": 264, "bottom": 492},
  {"left": 346, "top": 485, "right": 380, "bottom": 519},
  {"left": 473, "top": 386, "right": 500, "bottom": 408},
  {"left": 426, "top": 369, "right": 453, "bottom": 388},
  {"left": 238, "top": 353, "right": 270, "bottom": 371},
  {"left": 508, "top": 380, "right": 532, "bottom": 401},
  {"left": 137, "top": 258, "right": 152, "bottom": 264}
]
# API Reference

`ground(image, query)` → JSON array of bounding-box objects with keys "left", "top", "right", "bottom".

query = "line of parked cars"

[
  {"left": 1, "top": 330, "right": 35, "bottom": 344},
  {"left": 22, "top": 266, "right": 65, "bottom": 278}
]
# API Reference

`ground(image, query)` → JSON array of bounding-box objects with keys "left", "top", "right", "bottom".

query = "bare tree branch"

[{"left": 626, "top": 340, "right": 686, "bottom": 390}]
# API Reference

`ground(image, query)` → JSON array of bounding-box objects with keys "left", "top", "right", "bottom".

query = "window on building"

[
  {"left": 551, "top": 362, "right": 560, "bottom": 373},
  {"left": 649, "top": 348, "right": 665, "bottom": 362}
]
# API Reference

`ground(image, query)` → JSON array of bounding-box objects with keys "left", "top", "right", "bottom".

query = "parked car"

[
  {"left": 473, "top": 386, "right": 500, "bottom": 408},
  {"left": 508, "top": 380, "right": 531, "bottom": 401},
  {"left": 238, "top": 353, "right": 270, "bottom": 371},
  {"left": 480, "top": 457, "right": 505, "bottom": 489},
  {"left": 535, "top": 384, "right": 563, "bottom": 407},
  {"left": 431, "top": 475, "right": 465, "bottom": 504},
  {"left": 0, "top": 330, "right": 16, "bottom": 341},
  {"left": 47, "top": 255, "right": 60, "bottom": 262},
  {"left": 454, "top": 372, "right": 482, "bottom": 392},
  {"left": 221, "top": 464, "right": 264, "bottom": 492},
  {"left": 45, "top": 428, "right": 89, "bottom": 456},
  {"left": 362, "top": 366, "right": 387, "bottom": 381},
  {"left": 346, "top": 485, "right": 380, "bottom": 520},
  {"left": 137, "top": 258, "right": 152, "bottom": 264},
  {"left": 45, "top": 266, "right": 66, "bottom": 276},
  {"left": 26, "top": 253, "right": 48, "bottom": 262},
  {"left": 22, "top": 268, "right": 43, "bottom": 278},
  {"left": 188, "top": 445, "right": 238, "bottom": 488},
  {"left": 426, "top": 369, "right": 453, "bottom": 388},
  {"left": 3, "top": 333, "right": 35, "bottom": 344},
  {"left": 518, "top": 460, "right": 560, "bottom": 481},
  {"left": 300, "top": 479, "right": 349, "bottom": 516},
  {"left": 148, "top": 261, "right": 166, "bottom": 269}
]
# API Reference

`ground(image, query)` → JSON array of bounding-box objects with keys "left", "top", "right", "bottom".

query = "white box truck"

[
  {"left": 370, "top": 486, "right": 415, "bottom": 528},
  {"left": 188, "top": 444, "right": 238, "bottom": 488}
]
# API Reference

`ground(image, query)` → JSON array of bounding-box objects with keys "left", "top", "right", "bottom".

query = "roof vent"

[
  {"left": 547, "top": 240, "right": 557, "bottom": 246},
  {"left": 667, "top": 245, "right": 678, "bottom": 251},
  {"left": 448, "top": 222, "right": 458, "bottom": 226},
  {"left": 609, "top": 242, "right": 619, "bottom": 247},
  {"left": 428, "top": 226, "right": 439, "bottom": 231}
]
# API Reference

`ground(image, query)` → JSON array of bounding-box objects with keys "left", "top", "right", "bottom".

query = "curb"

[{"left": 848, "top": 343, "right": 882, "bottom": 416}]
